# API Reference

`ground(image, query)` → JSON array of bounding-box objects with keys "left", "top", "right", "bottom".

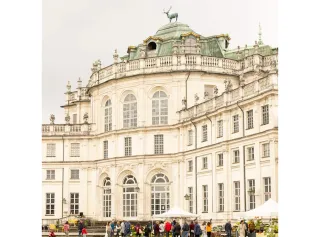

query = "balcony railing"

[
  {"left": 87, "top": 54, "right": 278, "bottom": 88},
  {"left": 42, "top": 124, "right": 92, "bottom": 136}
]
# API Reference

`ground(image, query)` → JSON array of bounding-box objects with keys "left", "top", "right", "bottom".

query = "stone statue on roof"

[{"left": 163, "top": 6, "right": 178, "bottom": 23}]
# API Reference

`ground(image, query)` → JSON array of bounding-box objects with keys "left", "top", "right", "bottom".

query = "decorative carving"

[
  {"left": 140, "top": 49, "right": 146, "bottom": 58},
  {"left": 214, "top": 86, "right": 218, "bottom": 97},
  {"left": 66, "top": 81, "right": 71, "bottom": 92},
  {"left": 65, "top": 113, "right": 70, "bottom": 124},
  {"left": 182, "top": 97, "right": 187, "bottom": 109},
  {"left": 204, "top": 91, "right": 209, "bottom": 100},
  {"left": 163, "top": 6, "right": 178, "bottom": 23},
  {"left": 224, "top": 80, "right": 233, "bottom": 93},
  {"left": 194, "top": 94, "right": 199, "bottom": 104},
  {"left": 91, "top": 60, "right": 101, "bottom": 73},
  {"left": 50, "top": 114, "right": 55, "bottom": 124},
  {"left": 83, "top": 112, "right": 89, "bottom": 124}
]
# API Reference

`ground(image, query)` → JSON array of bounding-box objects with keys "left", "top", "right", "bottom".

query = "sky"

[{"left": 43, "top": 0, "right": 277, "bottom": 123}]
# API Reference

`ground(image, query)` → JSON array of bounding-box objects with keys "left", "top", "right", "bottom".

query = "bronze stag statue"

[{"left": 163, "top": 6, "right": 178, "bottom": 23}]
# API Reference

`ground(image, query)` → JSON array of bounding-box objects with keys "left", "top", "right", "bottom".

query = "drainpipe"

[
  {"left": 190, "top": 119, "right": 198, "bottom": 214},
  {"left": 61, "top": 136, "right": 65, "bottom": 220},
  {"left": 236, "top": 101, "right": 247, "bottom": 212},
  {"left": 185, "top": 72, "right": 191, "bottom": 109}
]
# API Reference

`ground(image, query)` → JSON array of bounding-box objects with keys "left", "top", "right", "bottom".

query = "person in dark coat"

[
  {"left": 173, "top": 222, "right": 181, "bottom": 237},
  {"left": 78, "top": 220, "right": 84, "bottom": 237},
  {"left": 225, "top": 221, "right": 232, "bottom": 237},
  {"left": 194, "top": 221, "right": 201, "bottom": 237}
]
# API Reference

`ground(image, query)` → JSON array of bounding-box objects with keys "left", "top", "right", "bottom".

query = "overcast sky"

[{"left": 43, "top": 0, "right": 277, "bottom": 124}]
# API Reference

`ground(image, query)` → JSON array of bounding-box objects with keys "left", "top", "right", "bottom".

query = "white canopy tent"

[
  {"left": 244, "top": 199, "right": 278, "bottom": 218},
  {"left": 152, "top": 206, "right": 199, "bottom": 219}
]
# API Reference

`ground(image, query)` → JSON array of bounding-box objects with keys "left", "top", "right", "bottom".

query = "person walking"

[
  {"left": 78, "top": 220, "right": 84, "bottom": 237},
  {"left": 82, "top": 226, "right": 88, "bottom": 237},
  {"left": 63, "top": 221, "right": 70, "bottom": 237},
  {"left": 194, "top": 221, "right": 202, "bottom": 237},
  {"left": 121, "top": 221, "right": 125, "bottom": 237},
  {"left": 237, "top": 220, "right": 247, "bottom": 237},
  {"left": 144, "top": 223, "right": 151, "bottom": 237},
  {"left": 189, "top": 221, "right": 195, "bottom": 237},
  {"left": 173, "top": 222, "right": 181, "bottom": 237},
  {"left": 111, "top": 221, "right": 116, "bottom": 237},
  {"left": 165, "top": 220, "right": 172, "bottom": 237},
  {"left": 225, "top": 221, "right": 232, "bottom": 237},
  {"left": 136, "top": 222, "right": 142, "bottom": 237},
  {"left": 124, "top": 220, "right": 131, "bottom": 237},
  {"left": 206, "top": 222, "right": 212, "bottom": 237},
  {"left": 159, "top": 221, "right": 165, "bottom": 237},
  {"left": 182, "top": 220, "right": 189, "bottom": 237},
  {"left": 105, "top": 222, "right": 112, "bottom": 237},
  {"left": 154, "top": 221, "right": 160, "bottom": 237}
]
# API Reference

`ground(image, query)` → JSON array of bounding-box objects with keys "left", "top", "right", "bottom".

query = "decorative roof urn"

[
  {"left": 50, "top": 114, "right": 55, "bottom": 124},
  {"left": 83, "top": 112, "right": 89, "bottom": 124}
]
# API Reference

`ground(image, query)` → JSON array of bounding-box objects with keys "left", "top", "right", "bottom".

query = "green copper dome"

[{"left": 154, "top": 22, "right": 196, "bottom": 40}]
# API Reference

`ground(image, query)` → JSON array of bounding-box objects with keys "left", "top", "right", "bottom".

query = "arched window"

[
  {"left": 105, "top": 100, "right": 112, "bottom": 132},
  {"left": 123, "top": 94, "right": 137, "bottom": 128},
  {"left": 103, "top": 177, "right": 111, "bottom": 217},
  {"left": 184, "top": 36, "right": 197, "bottom": 54},
  {"left": 152, "top": 91, "right": 168, "bottom": 125},
  {"left": 123, "top": 175, "right": 138, "bottom": 217},
  {"left": 151, "top": 173, "right": 170, "bottom": 215}
]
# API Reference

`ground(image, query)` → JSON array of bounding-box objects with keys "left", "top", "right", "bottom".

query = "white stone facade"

[{"left": 42, "top": 23, "right": 278, "bottom": 224}]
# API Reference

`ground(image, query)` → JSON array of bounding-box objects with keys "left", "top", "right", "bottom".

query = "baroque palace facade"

[{"left": 42, "top": 22, "right": 278, "bottom": 223}]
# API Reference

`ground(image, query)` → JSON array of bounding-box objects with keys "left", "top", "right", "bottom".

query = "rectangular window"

[
  {"left": 45, "top": 193, "right": 55, "bottom": 215},
  {"left": 218, "top": 183, "right": 224, "bottom": 212},
  {"left": 218, "top": 153, "right": 223, "bottom": 167},
  {"left": 188, "top": 187, "right": 193, "bottom": 213},
  {"left": 262, "top": 105, "right": 269, "bottom": 125},
  {"left": 70, "top": 193, "right": 79, "bottom": 215},
  {"left": 46, "top": 144, "right": 56, "bottom": 157},
  {"left": 202, "top": 185, "right": 208, "bottom": 212},
  {"left": 233, "top": 115, "right": 239, "bottom": 133},
  {"left": 247, "top": 146, "right": 255, "bottom": 161},
  {"left": 103, "top": 141, "right": 108, "bottom": 159},
  {"left": 264, "top": 177, "right": 271, "bottom": 201},
  {"left": 262, "top": 143, "right": 270, "bottom": 157},
  {"left": 154, "top": 135, "right": 164, "bottom": 154},
  {"left": 248, "top": 179, "right": 255, "bottom": 210},
  {"left": 247, "top": 110, "right": 253, "bottom": 129},
  {"left": 188, "top": 160, "right": 193, "bottom": 172},
  {"left": 233, "top": 150, "right": 240, "bottom": 163},
  {"left": 46, "top": 170, "right": 55, "bottom": 180},
  {"left": 70, "top": 169, "right": 79, "bottom": 179},
  {"left": 70, "top": 143, "right": 80, "bottom": 157},
  {"left": 234, "top": 181, "right": 240, "bottom": 211},
  {"left": 73, "top": 114, "right": 77, "bottom": 124},
  {"left": 217, "top": 120, "right": 223, "bottom": 138},
  {"left": 124, "top": 137, "right": 132, "bottom": 156},
  {"left": 202, "top": 157, "right": 208, "bottom": 169},
  {"left": 188, "top": 130, "right": 193, "bottom": 145},
  {"left": 202, "top": 125, "right": 208, "bottom": 142}
]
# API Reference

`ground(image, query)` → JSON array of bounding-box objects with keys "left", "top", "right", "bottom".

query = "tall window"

[
  {"left": 217, "top": 120, "right": 223, "bottom": 137},
  {"left": 234, "top": 181, "right": 240, "bottom": 211},
  {"left": 202, "top": 157, "right": 208, "bottom": 169},
  {"left": 103, "top": 141, "right": 108, "bottom": 159},
  {"left": 233, "top": 150, "right": 240, "bottom": 163},
  {"left": 73, "top": 114, "right": 77, "bottom": 124},
  {"left": 202, "top": 125, "right": 208, "bottom": 142},
  {"left": 188, "top": 187, "right": 193, "bottom": 213},
  {"left": 124, "top": 137, "right": 132, "bottom": 156},
  {"left": 188, "top": 130, "right": 193, "bottom": 145},
  {"left": 46, "top": 170, "right": 55, "bottom": 180},
  {"left": 262, "top": 105, "right": 269, "bottom": 125},
  {"left": 247, "top": 146, "right": 255, "bottom": 161},
  {"left": 188, "top": 160, "right": 193, "bottom": 172},
  {"left": 45, "top": 193, "right": 55, "bottom": 215},
  {"left": 218, "top": 183, "right": 224, "bottom": 212},
  {"left": 70, "top": 143, "right": 80, "bottom": 157},
  {"left": 202, "top": 185, "right": 208, "bottom": 212},
  {"left": 46, "top": 144, "right": 56, "bottom": 157},
  {"left": 151, "top": 174, "right": 170, "bottom": 215},
  {"left": 233, "top": 115, "right": 239, "bottom": 133},
  {"left": 247, "top": 110, "right": 254, "bottom": 129},
  {"left": 103, "top": 177, "right": 111, "bottom": 217},
  {"left": 123, "top": 94, "right": 137, "bottom": 128},
  {"left": 70, "top": 169, "right": 79, "bottom": 179},
  {"left": 218, "top": 153, "right": 224, "bottom": 167},
  {"left": 248, "top": 179, "right": 255, "bottom": 210},
  {"left": 262, "top": 143, "right": 270, "bottom": 157},
  {"left": 152, "top": 91, "right": 168, "bottom": 125},
  {"left": 264, "top": 177, "right": 271, "bottom": 201},
  {"left": 104, "top": 99, "right": 112, "bottom": 132},
  {"left": 154, "top": 135, "right": 164, "bottom": 154},
  {"left": 70, "top": 193, "right": 79, "bottom": 215},
  {"left": 123, "top": 175, "right": 138, "bottom": 217}
]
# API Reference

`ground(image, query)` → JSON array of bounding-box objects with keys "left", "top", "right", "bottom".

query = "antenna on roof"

[{"left": 258, "top": 22, "right": 263, "bottom": 45}]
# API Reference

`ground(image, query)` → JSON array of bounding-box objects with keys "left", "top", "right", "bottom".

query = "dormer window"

[
  {"left": 147, "top": 42, "right": 157, "bottom": 51},
  {"left": 185, "top": 36, "right": 197, "bottom": 54}
]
